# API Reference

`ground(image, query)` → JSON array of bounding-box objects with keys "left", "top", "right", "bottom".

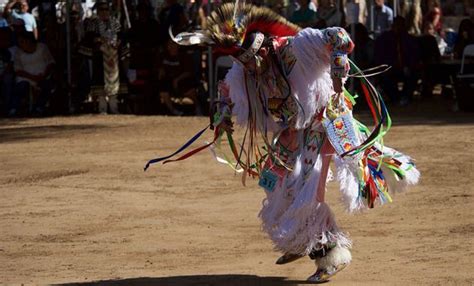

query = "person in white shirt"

[{"left": 11, "top": 32, "right": 54, "bottom": 116}]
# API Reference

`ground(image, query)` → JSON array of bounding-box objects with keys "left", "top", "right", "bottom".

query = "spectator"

[
  {"left": 399, "top": 0, "right": 422, "bottom": 35},
  {"left": 314, "top": 0, "right": 342, "bottom": 28},
  {"left": 453, "top": 19, "right": 474, "bottom": 59},
  {"left": 126, "top": 3, "right": 160, "bottom": 114},
  {"left": 82, "top": 0, "right": 123, "bottom": 114},
  {"left": 418, "top": 22, "right": 441, "bottom": 98},
  {"left": 158, "top": 0, "right": 188, "bottom": 46},
  {"left": 186, "top": 0, "right": 207, "bottom": 29},
  {"left": 11, "top": 32, "right": 55, "bottom": 116},
  {"left": 9, "top": 18, "right": 27, "bottom": 48},
  {"left": 198, "top": 0, "right": 220, "bottom": 29},
  {"left": 423, "top": 22, "right": 447, "bottom": 55},
  {"left": 156, "top": 39, "right": 201, "bottom": 115},
  {"left": 4, "top": 0, "right": 38, "bottom": 39},
  {"left": 348, "top": 23, "right": 374, "bottom": 69},
  {"left": 59, "top": 1, "right": 87, "bottom": 114},
  {"left": 345, "top": 0, "right": 360, "bottom": 26},
  {"left": 367, "top": 0, "right": 393, "bottom": 37},
  {"left": 0, "top": 28, "right": 14, "bottom": 115},
  {"left": 375, "top": 16, "right": 420, "bottom": 105},
  {"left": 267, "top": 0, "right": 288, "bottom": 17},
  {"left": 423, "top": 0, "right": 442, "bottom": 35},
  {"left": 289, "top": 0, "right": 316, "bottom": 28},
  {"left": 129, "top": 3, "right": 160, "bottom": 70},
  {"left": 346, "top": 23, "right": 374, "bottom": 110}
]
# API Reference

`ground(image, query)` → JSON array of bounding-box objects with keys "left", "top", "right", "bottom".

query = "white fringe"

[
  {"left": 224, "top": 64, "right": 249, "bottom": 127},
  {"left": 334, "top": 155, "right": 365, "bottom": 213},
  {"left": 289, "top": 28, "right": 333, "bottom": 130},
  {"left": 259, "top": 144, "right": 351, "bottom": 255}
]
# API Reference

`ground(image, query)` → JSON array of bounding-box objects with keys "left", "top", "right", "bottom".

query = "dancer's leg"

[
  {"left": 308, "top": 138, "right": 351, "bottom": 283},
  {"left": 315, "top": 138, "right": 334, "bottom": 203}
]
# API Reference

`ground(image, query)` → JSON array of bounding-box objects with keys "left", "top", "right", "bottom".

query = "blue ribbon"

[
  {"left": 144, "top": 124, "right": 210, "bottom": 171},
  {"left": 368, "top": 163, "right": 385, "bottom": 180}
]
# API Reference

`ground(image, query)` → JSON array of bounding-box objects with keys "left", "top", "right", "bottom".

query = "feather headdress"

[
  {"left": 207, "top": 3, "right": 300, "bottom": 54},
  {"left": 171, "top": 2, "right": 300, "bottom": 60}
]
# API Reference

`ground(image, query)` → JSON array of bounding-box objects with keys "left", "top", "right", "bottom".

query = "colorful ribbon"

[{"left": 144, "top": 124, "right": 211, "bottom": 171}]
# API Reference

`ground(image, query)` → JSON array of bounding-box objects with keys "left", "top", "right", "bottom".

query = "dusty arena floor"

[{"left": 1, "top": 102, "right": 473, "bottom": 285}]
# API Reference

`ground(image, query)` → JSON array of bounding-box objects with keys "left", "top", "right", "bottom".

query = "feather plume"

[{"left": 207, "top": 3, "right": 301, "bottom": 55}]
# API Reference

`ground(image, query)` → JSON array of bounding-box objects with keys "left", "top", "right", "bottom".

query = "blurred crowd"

[{"left": 0, "top": 0, "right": 473, "bottom": 117}]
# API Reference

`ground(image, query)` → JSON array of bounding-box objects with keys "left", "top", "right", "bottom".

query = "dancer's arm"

[
  {"left": 322, "top": 27, "right": 354, "bottom": 93},
  {"left": 214, "top": 81, "right": 234, "bottom": 134}
]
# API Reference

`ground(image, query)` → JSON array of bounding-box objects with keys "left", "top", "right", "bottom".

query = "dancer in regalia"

[{"left": 147, "top": 2, "right": 420, "bottom": 282}]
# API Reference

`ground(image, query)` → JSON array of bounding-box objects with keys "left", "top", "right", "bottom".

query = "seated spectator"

[
  {"left": 10, "top": 32, "right": 55, "bottom": 116},
  {"left": 453, "top": 19, "right": 474, "bottom": 59},
  {"left": 4, "top": 0, "right": 38, "bottom": 39},
  {"left": 423, "top": 22, "right": 447, "bottom": 55},
  {"left": 0, "top": 28, "right": 15, "bottom": 115},
  {"left": 375, "top": 16, "right": 420, "bottom": 105},
  {"left": 423, "top": 0, "right": 443, "bottom": 36},
  {"left": 156, "top": 39, "right": 201, "bottom": 115},
  {"left": 289, "top": 0, "right": 316, "bottom": 28},
  {"left": 367, "top": 0, "right": 393, "bottom": 37},
  {"left": 314, "top": 0, "right": 342, "bottom": 28}
]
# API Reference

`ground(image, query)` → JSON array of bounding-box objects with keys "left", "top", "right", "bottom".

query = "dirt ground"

[{"left": 1, "top": 101, "right": 473, "bottom": 285}]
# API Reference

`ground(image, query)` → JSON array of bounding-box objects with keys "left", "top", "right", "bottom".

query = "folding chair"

[
  {"left": 458, "top": 44, "right": 474, "bottom": 78},
  {"left": 455, "top": 44, "right": 474, "bottom": 111}
]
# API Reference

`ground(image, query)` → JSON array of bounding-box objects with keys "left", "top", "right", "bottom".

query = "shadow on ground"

[
  {"left": 57, "top": 274, "right": 315, "bottom": 286},
  {"left": 0, "top": 124, "right": 106, "bottom": 143}
]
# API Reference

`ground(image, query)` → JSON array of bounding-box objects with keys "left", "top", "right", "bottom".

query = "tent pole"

[
  {"left": 207, "top": 0, "right": 214, "bottom": 120},
  {"left": 66, "top": 0, "right": 72, "bottom": 113}
]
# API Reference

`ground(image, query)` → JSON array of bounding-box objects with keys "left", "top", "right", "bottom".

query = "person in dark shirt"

[
  {"left": 289, "top": 0, "right": 316, "bottom": 28},
  {"left": 453, "top": 19, "right": 474, "bottom": 59},
  {"left": 418, "top": 22, "right": 441, "bottom": 98},
  {"left": 375, "top": 16, "right": 420, "bottom": 105},
  {"left": 130, "top": 3, "right": 161, "bottom": 70}
]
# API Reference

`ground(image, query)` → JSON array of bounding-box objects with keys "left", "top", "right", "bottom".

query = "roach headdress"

[{"left": 170, "top": 1, "right": 300, "bottom": 63}]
